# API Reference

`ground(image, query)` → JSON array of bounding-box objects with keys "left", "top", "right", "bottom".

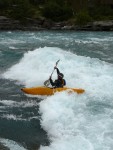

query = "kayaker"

[{"left": 49, "top": 67, "right": 66, "bottom": 88}]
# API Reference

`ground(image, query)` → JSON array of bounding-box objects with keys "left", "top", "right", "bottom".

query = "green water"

[{"left": 0, "top": 31, "right": 113, "bottom": 150}]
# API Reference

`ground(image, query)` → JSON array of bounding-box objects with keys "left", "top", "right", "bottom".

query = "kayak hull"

[{"left": 21, "top": 86, "right": 85, "bottom": 95}]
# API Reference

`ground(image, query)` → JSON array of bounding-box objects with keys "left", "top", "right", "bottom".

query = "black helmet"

[{"left": 58, "top": 73, "right": 64, "bottom": 78}]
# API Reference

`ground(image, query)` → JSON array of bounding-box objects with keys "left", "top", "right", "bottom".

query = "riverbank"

[{"left": 0, "top": 16, "right": 113, "bottom": 31}]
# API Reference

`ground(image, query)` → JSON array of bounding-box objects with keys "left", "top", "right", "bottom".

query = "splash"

[
  {"left": 3, "top": 47, "right": 113, "bottom": 98},
  {"left": 39, "top": 91, "right": 113, "bottom": 150},
  {"left": 2, "top": 47, "right": 113, "bottom": 150},
  {"left": 0, "top": 138, "right": 26, "bottom": 150}
]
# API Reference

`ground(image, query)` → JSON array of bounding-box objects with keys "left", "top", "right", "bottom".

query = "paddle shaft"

[
  {"left": 50, "top": 59, "right": 60, "bottom": 78},
  {"left": 44, "top": 60, "right": 60, "bottom": 86}
]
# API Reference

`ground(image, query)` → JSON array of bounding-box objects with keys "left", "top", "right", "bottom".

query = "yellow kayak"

[{"left": 21, "top": 86, "right": 85, "bottom": 95}]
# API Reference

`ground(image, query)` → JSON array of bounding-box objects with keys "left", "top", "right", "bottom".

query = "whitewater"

[{"left": 0, "top": 31, "right": 113, "bottom": 150}]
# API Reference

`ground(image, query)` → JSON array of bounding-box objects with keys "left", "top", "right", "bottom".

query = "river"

[{"left": 0, "top": 31, "right": 113, "bottom": 150}]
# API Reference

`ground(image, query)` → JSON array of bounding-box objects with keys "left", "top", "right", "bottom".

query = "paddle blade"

[
  {"left": 44, "top": 79, "right": 50, "bottom": 86},
  {"left": 56, "top": 59, "right": 60, "bottom": 66}
]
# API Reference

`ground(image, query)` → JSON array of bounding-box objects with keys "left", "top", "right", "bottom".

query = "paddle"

[{"left": 44, "top": 59, "right": 60, "bottom": 86}]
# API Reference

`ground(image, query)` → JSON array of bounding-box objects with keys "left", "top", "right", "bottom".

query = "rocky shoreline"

[{"left": 0, "top": 16, "right": 113, "bottom": 31}]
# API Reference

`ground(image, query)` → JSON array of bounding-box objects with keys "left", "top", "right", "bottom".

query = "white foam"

[
  {"left": 9, "top": 46, "right": 18, "bottom": 50},
  {"left": 2, "top": 47, "right": 113, "bottom": 150},
  {"left": 1, "top": 114, "right": 37, "bottom": 121},
  {"left": 2, "top": 47, "right": 113, "bottom": 98},
  {"left": 0, "top": 100, "right": 16, "bottom": 106},
  {"left": 39, "top": 91, "right": 113, "bottom": 150},
  {"left": 40, "top": 136, "right": 93, "bottom": 150},
  {"left": 0, "top": 99, "right": 39, "bottom": 108},
  {"left": 1, "top": 114, "right": 22, "bottom": 120},
  {"left": 0, "top": 138, "right": 26, "bottom": 150}
]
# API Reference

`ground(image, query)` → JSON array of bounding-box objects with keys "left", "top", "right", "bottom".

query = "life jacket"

[
  {"left": 50, "top": 77, "right": 66, "bottom": 88},
  {"left": 55, "top": 79, "right": 66, "bottom": 88},
  {"left": 62, "top": 79, "right": 66, "bottom": 86}
]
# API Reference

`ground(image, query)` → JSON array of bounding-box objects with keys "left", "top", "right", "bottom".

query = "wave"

[
  {"left": 0, "top": 138, "right": 26, "bottom": 150},
  {"left": 39, "top": 91, "right": 113, "bottom": 150},
  {"left": 2, "top": 47, "right": 113, "bottom": 98},
  {"left": 2, "top": 46, "right": 113, "bottom": 150},
  {"left": 0, "top": 99, "right": 39, "bottom": 108}
]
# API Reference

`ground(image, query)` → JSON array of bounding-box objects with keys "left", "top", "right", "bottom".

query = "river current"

[{"left": 0, "top": 31, "right": 113, "bottom": 150}]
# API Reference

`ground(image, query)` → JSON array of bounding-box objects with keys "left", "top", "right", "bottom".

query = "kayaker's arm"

[
  {"left": 50, "top": 77, "right": 55, "bottom": 86},
  {"left": 54, "top": 67, "right": 60, "bottom": 75}
]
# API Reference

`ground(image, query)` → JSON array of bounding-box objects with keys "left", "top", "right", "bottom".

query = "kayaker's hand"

[{"left": 54, "top": 66, "right": 57, "bottom": 69}]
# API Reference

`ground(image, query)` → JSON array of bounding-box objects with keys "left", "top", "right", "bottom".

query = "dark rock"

[
  {"left": 92, "top": 21, "right": 113, "bottom": 31},
  {"left": 0, "top": 16, "right": 113, "bottom": 31}
]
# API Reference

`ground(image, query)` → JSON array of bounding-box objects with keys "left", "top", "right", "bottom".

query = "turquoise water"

[{"left": 0, "top": 31, "right": 113, "bottom": 150}]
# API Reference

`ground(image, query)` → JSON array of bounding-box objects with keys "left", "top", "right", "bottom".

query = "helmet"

[{"left": 58, "top": 73, "right": 64, "bottom": 78}]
